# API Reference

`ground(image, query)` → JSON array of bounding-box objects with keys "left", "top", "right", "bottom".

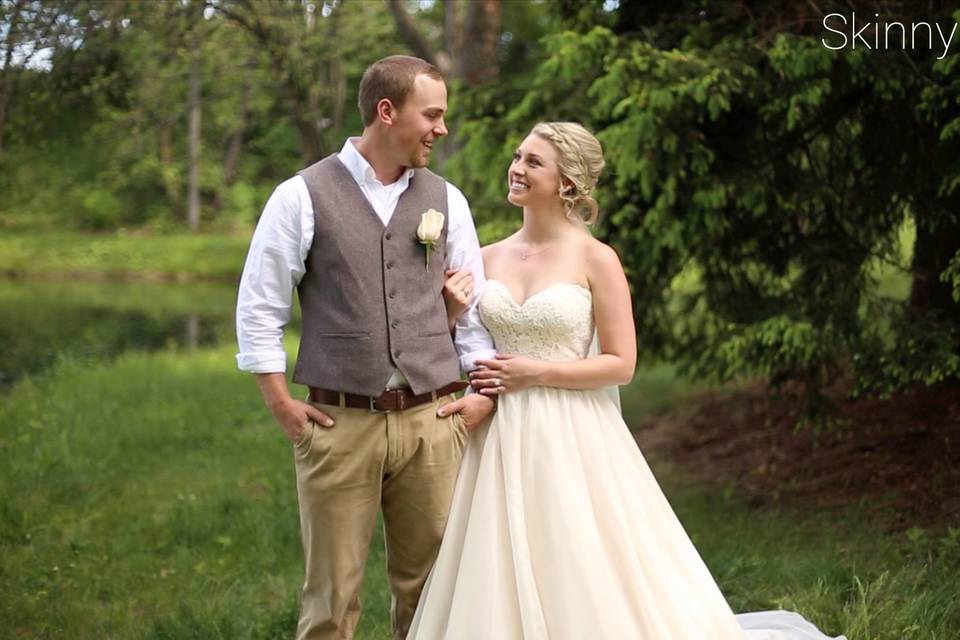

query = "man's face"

[{"left": 388, "top": 74, "right": 448, "bottom": 168}]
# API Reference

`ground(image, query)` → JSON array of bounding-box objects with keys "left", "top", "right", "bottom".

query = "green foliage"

[
  {"left": 943, "top": 251, "right": 960, "bottom": 303},
  {"left": 0, "top": 0, "right": 405, "bottom": 232},
  {"left": 451, "top": 10, "right": 960, "bottom": 413},
  {"left": 78, "top": 187, "right": 124, "bottom": 230},
  {"left": 3, "top": 1, "right": 959, "bottom": 419}
]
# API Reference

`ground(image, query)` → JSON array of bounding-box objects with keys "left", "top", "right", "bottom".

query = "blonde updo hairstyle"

[{"left": 530, "top": 122, "right": 605, "bottom": 226}]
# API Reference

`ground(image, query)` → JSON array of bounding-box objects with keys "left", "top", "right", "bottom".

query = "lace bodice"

[{"left": 479, "top": 279, "right": 594, "bottom": 361}]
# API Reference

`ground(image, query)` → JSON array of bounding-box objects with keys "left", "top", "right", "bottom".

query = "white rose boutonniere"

[{"left": 417, "top": 208, "right": 445, "bottom": 270}]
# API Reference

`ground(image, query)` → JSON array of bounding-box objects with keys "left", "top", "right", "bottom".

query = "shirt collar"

[{"left": 339, "top": 137, "right": 415, "bottom": 188}]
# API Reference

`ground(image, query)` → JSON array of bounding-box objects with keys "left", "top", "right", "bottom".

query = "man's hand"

[
  {"left": 270, "top": 398, "right": 335, "bottom": 443},
  {"left": 255, "top": 373, "right": 334, "bottom": 443},
  {"left": 437, "top": 392, "right": 495, "bottom": 431}
]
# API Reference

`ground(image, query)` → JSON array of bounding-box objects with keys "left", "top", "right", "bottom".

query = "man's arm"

[
  {"left": 255, "top": 373, "right": 334, "bottom": 441},
  {"left": 442, "top": 183, "right": 497, "bottom": 371},
  {"left": 436, "top": 183, "right": 498, "bottom": 427},
  {"left": 236, "top": 177, "right": 335, "bottom": 438}
]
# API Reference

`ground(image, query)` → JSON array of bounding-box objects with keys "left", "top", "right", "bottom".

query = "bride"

[{"left": 407, "top": 122, "right": 847, "bottom": 639}]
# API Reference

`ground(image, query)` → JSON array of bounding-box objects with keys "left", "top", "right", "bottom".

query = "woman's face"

[{"left": 507, "top": 134, "right": 565, "bottom": 208}]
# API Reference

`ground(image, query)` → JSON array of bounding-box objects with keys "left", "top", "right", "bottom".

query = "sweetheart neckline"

[{"left": 486, "top": 278, "right": 592, "bottom": 308}]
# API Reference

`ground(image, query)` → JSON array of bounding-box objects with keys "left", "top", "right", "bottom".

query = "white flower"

[{"left": 417, "top": 209, "right": 445, "bottom": 269}]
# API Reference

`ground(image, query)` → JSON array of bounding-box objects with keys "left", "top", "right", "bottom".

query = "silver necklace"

[{"left": 520, "top": 243, "right": 554, "bottom": 261}]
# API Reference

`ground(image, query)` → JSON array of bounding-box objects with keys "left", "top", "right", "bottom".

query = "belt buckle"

[{"left": 369, "top": 391, "right": 392, "bottom": 414}]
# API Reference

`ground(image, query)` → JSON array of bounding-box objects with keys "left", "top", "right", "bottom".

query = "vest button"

[
  {"left": 391, "top": 320, "right": 399, "bottom": 329},
  {"left": 385, "top": 233, "right": 392, "bottom": 240},
  {"left": 394, "top": 350, "right": 402, "bottom": 358},
  {"left": 388, "top": 291, "right": 396, "bottom": 299},
  {"left": 386, "top": 261, "right": 394, "bottom": 270}
]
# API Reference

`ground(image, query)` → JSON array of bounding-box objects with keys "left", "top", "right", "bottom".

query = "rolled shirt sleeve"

[
  {"left": 235, "top": 177, "right": 313, "bottom": 373},
  {"left": 444, "top": 183, "right": 497, "bottom": 372}
]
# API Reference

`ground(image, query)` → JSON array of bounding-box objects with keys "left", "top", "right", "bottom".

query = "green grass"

[
  {"left": 620, "top": 362, "right": 711, "bottom": 421},
  {"left": 655, "top": 462, "right": 960, "bottom": 639},
  {"left": 1, "top": 345, "right": 957, "bottom": 638},
  {"left": 0, "top": 231, "right": 251, "bottom": 281},
  {"left": 0, "top": 344, "right": 390, "bottom": 639}
]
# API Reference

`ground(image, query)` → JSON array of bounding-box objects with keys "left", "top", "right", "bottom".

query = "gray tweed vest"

[{"left": 292, "top": 154, "right": 461, "bottom": 395}]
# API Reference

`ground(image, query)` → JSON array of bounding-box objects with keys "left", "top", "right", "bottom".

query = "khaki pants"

[{"left": 293, "top": 394, "right": 467, "bottom": 640}]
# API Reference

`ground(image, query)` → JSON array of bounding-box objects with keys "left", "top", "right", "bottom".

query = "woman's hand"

[
  {"left": 442, "top": 268, "right": 474, "bottom": 331},
  {"left": 470, "top": 354, "right": 547, "bottom": 395}
]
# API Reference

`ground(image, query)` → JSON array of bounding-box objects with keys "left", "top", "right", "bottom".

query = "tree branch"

[{"left": 385, "top": 0, "right": 438, "bottom": 67}]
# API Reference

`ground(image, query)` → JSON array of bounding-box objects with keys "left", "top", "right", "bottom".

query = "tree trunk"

[
  {"left": 430, "top": 1, "right": 465, "bottom": 167},
  {"left": 0, "top": 0, "right": 25, "bottom": 155},
  {"left": 187, "top": 26, "right": 202, "bottom": 231},
  {"left": 218, "top": 2, "right": 327, "bottom": 164},
  {"left": 290, "top": 92, "right": 323, "bottom": 164},
  {"left": 222, "top": 87, "right": 248, "bottom": 188},
  {"left": 157, "top": 123, "right": 181, "bottom": 211},
  {"left": 320, "top": 1, "right": 346, "bottom": 154},
  {"left": 456, "top": 0, "right": 501, "bottom": 87},
  {"left": 213, "top": 79, "right": 250, "bottom": 212},
  {"left": 0, "top": 74, "right": 11, "bottom": 155},
  {"left": 386, "top": 0, "right": 441, "bottom": 69},
  {"left": 910, "top": 215, "right": 960, "bottom": 327},
  {"left": 185, "top": 314, "right": 199, "bottom": 350},
  {"left": 388, "top": 0, "right": 501, "bottom": 169},
  {"left": 444, "top": 0, "right": 463, "bottom": 68},
  {"left": 388, "top": 0, "right": 501, "bottom": 86}
]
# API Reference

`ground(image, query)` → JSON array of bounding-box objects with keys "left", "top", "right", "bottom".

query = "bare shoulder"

[
  {"left": 580, "top": 235, "right": 625, "bottom": 288},
  {"left": 582, "top": 235, "right": 622, "bottom": 269},
  {"left": 481, "top": 234, "right": 519, "bottom": 270},
  {"left": 480, "top": 240, "right": 502, "bottom": 260},
  {"left": 480, "top": 239, "right": 502, "bottom": 266}
]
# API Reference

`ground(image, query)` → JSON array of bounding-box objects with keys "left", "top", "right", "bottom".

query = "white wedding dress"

[{"left": 407, "top": 279, "right": 847, "bottom": 640}]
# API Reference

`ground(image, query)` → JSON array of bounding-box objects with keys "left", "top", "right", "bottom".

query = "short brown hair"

[{"left": 358, "top": 55, "right": 444, "bottom": 127}]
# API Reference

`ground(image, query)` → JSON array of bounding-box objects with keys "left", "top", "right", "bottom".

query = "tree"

[
  {"left": 387, "top": 0, "right": 501, "bottom": 86},
  {"left": 0, "top": 0, "right": 65, "bottom": 154},
  {"left": 217, "top": 0, "right": 399, "bottom": 164},
  {"left": 386, "top": 0, "right": 506, "bottom": 164},
  {"left": 450, "top": 1, "right": 960, "bottom": 420},
  {"left": 186, "top": 0, "right": 205, "bottom": 232},
  {"left": 0, "top": 0, "right": 416, "bottom": 229}
]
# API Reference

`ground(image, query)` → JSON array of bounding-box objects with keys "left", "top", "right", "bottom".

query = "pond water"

[{"left": 0, "top": 279, "right": 300, "bottom": 392}]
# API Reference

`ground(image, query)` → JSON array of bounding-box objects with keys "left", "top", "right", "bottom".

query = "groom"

[{"left": 235, "top": 55, "right": 496, "bottom": 639}]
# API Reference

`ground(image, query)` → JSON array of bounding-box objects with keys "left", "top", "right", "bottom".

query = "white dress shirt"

[{"left": 236, "top": 138, "right": 496, "bottom": 383}]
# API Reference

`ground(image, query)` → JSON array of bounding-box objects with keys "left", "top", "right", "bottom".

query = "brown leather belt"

[{"left": 309, "top": 381, "right": 469, "bottom": 413}]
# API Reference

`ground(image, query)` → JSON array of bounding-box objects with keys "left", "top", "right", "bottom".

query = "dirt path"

[{"left": 634, "top": 380, "right": 960, "bottom": 531}]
